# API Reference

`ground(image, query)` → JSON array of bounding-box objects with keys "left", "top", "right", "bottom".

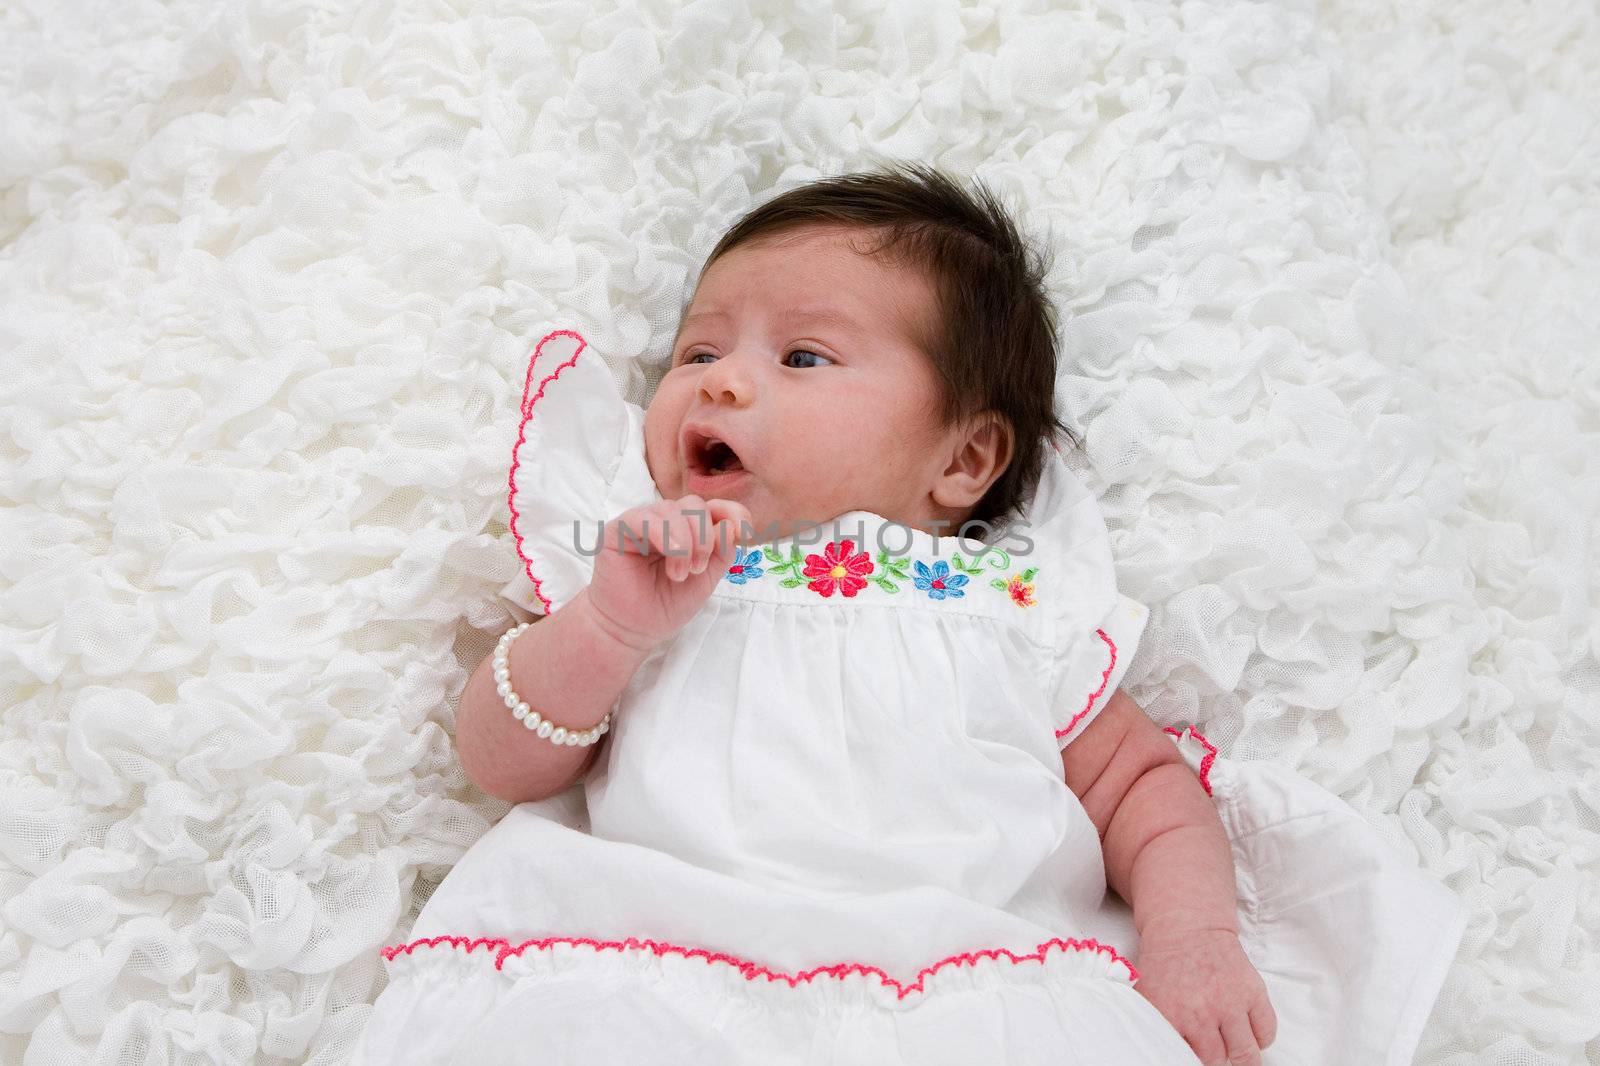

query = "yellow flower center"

[{"left": 830, "top": 564, "right": 847, "bottom": 579}]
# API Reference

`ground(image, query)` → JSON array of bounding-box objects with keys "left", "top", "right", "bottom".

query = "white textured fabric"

[
  {"left": 347, "top": 333, "right": 1465, "bottom": 1065},
  {"left": 1, "top": 0, "right": 1595, "bottom": 1064}
]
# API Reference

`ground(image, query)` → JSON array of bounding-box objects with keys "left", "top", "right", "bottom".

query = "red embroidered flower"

[{"left": 802, "top": 539, "right": 874, "bottom": 598}]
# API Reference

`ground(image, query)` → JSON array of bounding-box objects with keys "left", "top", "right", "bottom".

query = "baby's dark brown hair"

[{"left": 686, "top": 160, "right": 1077, "bottom": 526}]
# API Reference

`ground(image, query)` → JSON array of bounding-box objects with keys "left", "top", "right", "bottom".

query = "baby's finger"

[
  {"left": 685, "top": 507, "right": 717, "bottom": 575},
  {"left": 713, "top": 517, "right": 742, "bottom": 561},
  {"left": 705, "top": 498, "right": 754, "bottom": 545},
  {"left": 628, "top": 502, "right": 679, "bottom": 577},
  {"left": 1219, "top": 1012, "right": 1261, "bottom": 1066},
  {"left": 1249, "top": 994, "right": 1277, "bottom": 1050},
  {"left": 606, "top": 506, "right": 656, "bottom": 557},
  {"left": 704, "top": 519, "right": 739, "bottom": 575},
  {"left": 667, "top": 494, "right": 713, "bottom": 574},
  {"left": 658, "top": 508, "right": 694, "bottom": 581},
  {"left": 1181, "top": 1026, "right": 1225, "bottom": 1066},
  {"left": 640, "top": 503, "right": 673, "bottom": 556}
]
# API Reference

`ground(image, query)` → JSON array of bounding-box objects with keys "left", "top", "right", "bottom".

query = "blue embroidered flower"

[
  {"left": 723, "top": 548, "right": 766, "bottom": 585},
  {"left": 913, "top": 559, "right": 968, "bottom": 601}
]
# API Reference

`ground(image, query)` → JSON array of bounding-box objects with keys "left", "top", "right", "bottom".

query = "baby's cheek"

[{"left": 641, "top": 407, "right": 680, "bottom": 498}]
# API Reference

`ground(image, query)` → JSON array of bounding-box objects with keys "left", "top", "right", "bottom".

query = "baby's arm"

[
  {"left": 460, "top": 494, "right": 747, "bottom": 806},
  {"left": 456, "top": 589, "right": 650, "bottom": 805},
  {"left": 1061, "top": 687, "right": 1238, "bottom": 942},
  {"left": 1065, "top": 689, "right": 1277, "bottom": 1062}
]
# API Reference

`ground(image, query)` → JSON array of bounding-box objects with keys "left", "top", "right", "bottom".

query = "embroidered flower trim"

[
  {"left": 731, "top": 540, "right": 1039, "bottom": 606},
  {"left": 803, "top": 539, "right": 874, "bottom": 598},
  {"left": 913, "top": 559, "right": 967, "bottom": 600},
  {"left": 725, "top": 547, "right": 765, "bottom": 585},
  {"left": 380, "top": 931, "right": 1140, "bottom": 990}
]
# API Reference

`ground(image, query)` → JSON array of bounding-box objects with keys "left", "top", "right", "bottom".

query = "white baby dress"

[{"left": 350, "top": 330, "right": 1469, "bottom": 1066}]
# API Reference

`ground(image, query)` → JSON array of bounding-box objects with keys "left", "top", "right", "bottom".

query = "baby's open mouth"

[
  {"left": 693, "top": 439, "right": 744, "bottom": 475},
  {"left": 685, "top": 430, "right": 746, "bottom": 477}
]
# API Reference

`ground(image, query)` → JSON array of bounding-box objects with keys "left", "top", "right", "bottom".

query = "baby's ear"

[{"left": 931, "top": 411, "right": 1013, "bottom": 510}]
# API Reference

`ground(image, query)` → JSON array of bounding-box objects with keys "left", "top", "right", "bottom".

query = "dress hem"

[{"left": 380, "top": 931, "right": 1141, "bottom": 1007}]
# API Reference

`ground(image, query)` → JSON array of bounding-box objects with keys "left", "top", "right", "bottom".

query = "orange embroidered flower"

[
  {"left": 802, "top": 539, "right": 874, "bottom": 598},
  {"left": 1005, "top": 573, "right": 1036, "bottom": 607}
]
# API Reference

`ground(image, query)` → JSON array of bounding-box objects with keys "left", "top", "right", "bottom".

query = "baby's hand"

[
  {"left": 1134, "top": 929, "right": 1277, "bottom": 1066},
  {"left": 584, "top": 495, "right": 751, "bottom": 653}
]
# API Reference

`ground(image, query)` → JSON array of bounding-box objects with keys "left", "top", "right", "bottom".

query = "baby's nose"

[{"left": 697, "top": 359, "right": 753, "bottom": 406}]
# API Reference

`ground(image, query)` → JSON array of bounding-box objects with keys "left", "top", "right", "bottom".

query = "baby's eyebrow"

[{"left": 682, "top": 307, "right": 864, "bottom": 334}]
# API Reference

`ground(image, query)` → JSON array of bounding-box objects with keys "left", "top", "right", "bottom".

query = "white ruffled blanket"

[{"left": 0, "top": 1, "right": 1594, "bottom": 1064}]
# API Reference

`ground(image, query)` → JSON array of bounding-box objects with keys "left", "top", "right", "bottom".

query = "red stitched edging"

[
  {"left": 507, "top": 328, "right": 589, "bottom": 616},
  {"left": 1054, "top": 628, "right": 1116, "bottom": 743},
  {"left": 1047, "top": 626, "right": 1217, "bottom": 797},
  {"left": 380, "top": 932, "right": 1140, "bottom": 993},
  {"left": 1161, "top": 726, "right": 1217, "bottom": 797}
]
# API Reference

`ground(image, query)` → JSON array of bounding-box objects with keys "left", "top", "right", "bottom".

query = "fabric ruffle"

[
  {"left": 355, "top": 930, "right": 1207, "bottom": 1066},
  {"left": 498, "top": 329, "right": 660, "bottom": 616},
  {"left": 384, "top": 927, "right": 1139, "bottom": 1010},
  {"left": 1051, "top": 594, "right": 1150, "bottom": 749}
]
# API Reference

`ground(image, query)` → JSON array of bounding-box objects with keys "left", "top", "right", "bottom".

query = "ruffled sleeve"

[
  {"left": 1000, "top": 444, "right": 1150, "bottom": 750},
  {"left": 497, "top": 328, "right": 661, "bottom": 617},
  {"left": 1048, "top": 595, "right": 1149, "bottom": 749}
]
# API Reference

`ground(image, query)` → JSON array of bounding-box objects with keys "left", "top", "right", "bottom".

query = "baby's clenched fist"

[{"left": 584, "top": 495, "right": 752, "bottom": 653}]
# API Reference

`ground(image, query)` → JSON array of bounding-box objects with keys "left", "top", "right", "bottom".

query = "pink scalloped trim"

[
  {"left": 1161, "top": 725, "right": 1218, "bottom": 797},
  {"left": 1054, "top": 628, "right": 1117, "bottom": 743},
  {"left": 507, "top": 328, "right": 589, "bottom": 616},
  {"left": 380, "top": 931, "right": 1140, "bottom": 993}
]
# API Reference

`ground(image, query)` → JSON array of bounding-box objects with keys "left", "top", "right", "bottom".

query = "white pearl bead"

[
  {"left": 496, "top": 679, "right": 511, "bottom": 699},
  {"left": 551, "top": 727, "right": 567, "bottom": 743},
  {"left": 512, "top": 702, "right": 528, "bottom": 720},
  {"left": 536, "top": 721, "right": 552, "bottom": 738}
]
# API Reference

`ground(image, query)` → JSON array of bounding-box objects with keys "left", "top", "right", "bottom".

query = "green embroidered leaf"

[
  {"left": 763, "top": 546, "right": 781, "bottom": 563},
  {"left": 951, "top": 552, "right": 987, "bottom": 575},
  {"left": 780, "top": 576, "right": 804, "bottom": 588},
  {"left": 1020, "top": 567, "right": 1038, "bottom": 581},
  {"left": 989, "top": 578, "right": 1008, "bottom": 592},
  {"left": 875, "top": 549, "right": 889, "bottom": 565},
  {"left": 880, "top": 580, "right": 899, "bottom": 594}
]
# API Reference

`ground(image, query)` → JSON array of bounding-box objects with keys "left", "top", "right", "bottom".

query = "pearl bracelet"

[{"left": 492, "top": 622, "right": 611, "bottom": 747}]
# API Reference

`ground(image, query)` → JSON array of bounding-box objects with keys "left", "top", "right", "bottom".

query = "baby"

[{"left": 449, "top": 163, "right": 1278, "bottom": 1065}]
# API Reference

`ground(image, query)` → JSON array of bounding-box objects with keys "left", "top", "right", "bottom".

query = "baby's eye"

[
  {"left": 682, "top": 351, "right": 716, "bottom": 365},
  {"left": 784, "top": 349, "right": 832, "bottom": 369}
]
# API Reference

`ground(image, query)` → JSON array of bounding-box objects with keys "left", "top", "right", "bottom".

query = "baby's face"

[{"left": 644, "top": 225, "right": 958, "bottom": 542}]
